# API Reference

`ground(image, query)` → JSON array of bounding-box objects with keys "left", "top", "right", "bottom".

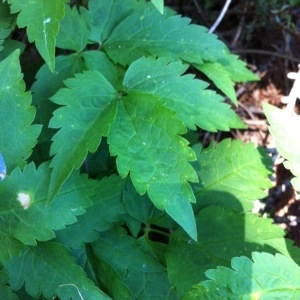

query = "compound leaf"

[
  {"left": 108, "top": 94, "right": 198, "bottom": 240},
  {"left": 48, "top": 70, "right": 118, "bottom": 201},
  {"left": 124, "top": 57, "right": 244, "bottom": 131},
  {"left": 184, "top": 252, "right": 300, "bottom": 299},
  {"left": 0, "top": 50, "right": 41, "bottom": 173},
  {"left": 4, "top": 242, "right": 110, "bottom": 300},
  {"left": 263, "top": 103, "right": 300, "bottom": 191},
  {"left": 0, "top": 163, "right": 93, "bottom": 248},
  {"left": 192, "top": 139, "right": 272, "bottom": 211},
  {"left": 167, "top": 206, "right": 299, "bottom": 297},
  {"left": 105, "top": 7, "right": 227, "bottom": 66},
  {"left": 7, "top": 0, "right": 67, "bottom": 71}
]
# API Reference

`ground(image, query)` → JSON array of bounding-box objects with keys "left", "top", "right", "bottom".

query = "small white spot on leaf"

[
  {"left": 43, "top": 17, "right": 51, "bottom": 24},
  {"left": 17, "top": 192, "right": 31, "bottom": 209}
]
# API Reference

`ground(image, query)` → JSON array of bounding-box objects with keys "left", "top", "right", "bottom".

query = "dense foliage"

[{"left": 0, "top": 0, "right": 299, "bottom": 299}]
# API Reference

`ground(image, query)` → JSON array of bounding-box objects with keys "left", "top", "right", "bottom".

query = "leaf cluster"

[{"left": 0, "top": 0, "right": 299, "bottom": 299}]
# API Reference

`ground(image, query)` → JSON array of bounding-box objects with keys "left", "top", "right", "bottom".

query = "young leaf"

[
  {"left": 0, "top": 163, "right": 92, "bottom": 247},
  {"left": 0, "top": 50, "right": 41, "bottom": 173},
  {"left": 124, "top": 56, "right": 245, "bottom": 131},
  {"left": 192, "top": 139, "right": 272, "bottom": 212},
  {"left": 48, "top": 70, "right": 118, "bottom": 201},
  {"left": 184, "top": 252, "right": 300, "bottom": 299},
  {"left": 263, "top": 103, "right": 300, "bottom": 191},
  {"left": 92, "top": 227, "right": 178, "bottom": 299},
  {"left": 4, "top": 242, "right": 110, "bottom": 300},
  {"left": 105, "top": 7, "right": 227, "bottom": 66},
  {"left": 166, "top": 206, "right": 299, "bottom": 297},
  {"left": 108, "top": 94, "right": 198, "bottom": 240},
  {"left": 55, "top": 175, "right": 126, "bottom": 249},
  {"left": 7, "top": 0, "right": 67, "bottom": 71},
  {"left": 56, "top": 4, "right": 88, "bottom": 52}
]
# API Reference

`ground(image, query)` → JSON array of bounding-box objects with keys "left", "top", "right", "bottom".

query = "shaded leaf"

[
  {"left": 0, "top": 269, "right": 18, "bottom": 300},
  {"left": 184, "top": 252, "right": 300, "bottom": 299},
  {"left": 0, "top": 2, "right": 14, "bottom": 52},
  {"left": 7, "top": 0, "right": 67, "bottom": 71},
  {"left": 31, "top": 54, "right": 86, "bottom": 150},
  {"left": 4, "top": 242, "right": 110, "bottom": 300},
  {"left": 56, "top": 4, "right": 88, "bottom": 52},
  {"left": 124, "top": 56, "right": 244, "bottom": 131},
  {"left": 108, "top": 94, "right": 198, "bottom": 240},
  {"left": 55, "top": 175, "right": 126, "bottom": 249},
  {"left": 48, "top": 70, "right": 118, "bottom": 201},
  {"left": 0, "top": 50, "right": 41, "bottom": 173},
  {"left": 92, "top": 228, "right": 177, "bottom": 299},
  {"left": 80, "top": 0, "right": 139, "bottom": 44}
]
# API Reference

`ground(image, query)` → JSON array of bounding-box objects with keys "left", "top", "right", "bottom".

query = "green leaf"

[
  {"left": 105, "top": 8, "right": 227, "bottom": 66},
  {"left": 217, "top": 53, "right": 259, "bottom": 83},
  {"left": 0, "top": 50, "right": 41, "bottom": 173},
  {"left": 263, "top": 103, "right": 300, "bottom": 191},
  {"left": 192, "top": 139, "right": 272, "bottom": 211},
  {"left": 196, "top": 53, "right": 259, "bottom": 104},
  {"left": 55, "top": 175, "right": 126, "bottom": 249},
  {"left": 56, "top": 4, "right": 88, "bottom": 52},
  {"left": 31, "top": 54, "right": 86, "bottom": 148},
  {"left": 0, "top": 269, "right": 18, "bottom": 300},
  {"left": 0, "top": 2, "right": 14, "bottom": 52},
  {"left": 124, "top": 56, "right": 244, "bottom": 131},
  {"left": 0, "top": 39, "right": 25, "bottom": 61},
  {"left": 91, "top": 256, "right": 132, "bottom": 300},
  {"left": 81, "top": 50, "right": 125, "bottom": 90},
  {"left": 151, "top": 0, "right": 164, "bottom": 14},
  {"left": 92, "top": 228, "right": 178, "bottom": 299},
  {"left": 48, "top": 70, "right": 118, "bottom": 201},
  {"left": 0, "top": 163, "right": 93, "bottom": 247},
  {"left": 80, "top": 0, "right": 139, "bottom": 44},
  {"left": 184, "top": 252, "right": 300, "bottom": 299},
  {"left": 7, "top": 0, "right": 67, "bottom": 71},
  {"left": 166, "top": 206, "right": 299, "bottom": 297},
  {"left": 4, "top": 242, "right": 110, "bottom": 300},
  {"left": 195, "top": 61, "right": 237, "bottom": 105},
  {"left": 108, "top": 94, "right": 198, "bottom": 240}
]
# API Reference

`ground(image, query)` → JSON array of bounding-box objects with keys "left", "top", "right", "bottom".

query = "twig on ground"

[{"left": 209, "top": 0, "right": 232, "bottom": 33}]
